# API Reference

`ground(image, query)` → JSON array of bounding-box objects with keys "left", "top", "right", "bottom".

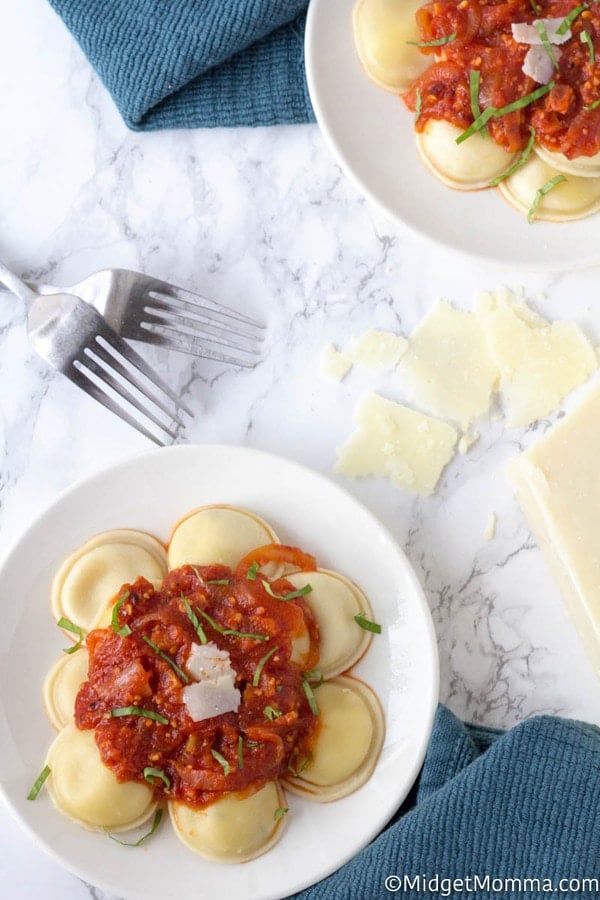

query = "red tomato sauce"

[
  {"left": 75, "top": 546, "right": 320, "bottom": 809},
  {"left": 403, "top": 0, "right": 600, "bottom": 158}
]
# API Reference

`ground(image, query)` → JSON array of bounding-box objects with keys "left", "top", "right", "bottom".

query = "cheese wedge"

[{"left": 509, "top": 382, "right": 600, "bottom": 674}]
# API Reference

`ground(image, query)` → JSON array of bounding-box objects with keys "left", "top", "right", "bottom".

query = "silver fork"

[
  {"left": 1, "top": 268, "right": 264, "bottom": 366},
  {"left": 0, "top": 260, "right": 193, "bottom": 447}
]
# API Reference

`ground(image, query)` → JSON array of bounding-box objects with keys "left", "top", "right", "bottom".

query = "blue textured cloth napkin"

[
  {"left": 291, "top": 706, "right": 600, "bottom": 899},
  {"left": 47, "top": 0, "right": 314, "bottom": 130}
]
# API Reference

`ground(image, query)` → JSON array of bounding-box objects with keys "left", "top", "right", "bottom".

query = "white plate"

[
  {"left": 305, "top": 0, "right": 600, "bottom": 269},
  {"left": 0, "top": 445, "right": 438, "bottom": 900}
]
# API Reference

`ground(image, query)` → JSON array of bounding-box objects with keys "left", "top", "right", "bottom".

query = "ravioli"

[
  {"left": 168, "top": 505, "right": 278, "bottom": 569},
  {"left": 417, "top": 119, "right": 517, "bottom": 191},
  {"left": 51, "top": 530, "right": 167, "bottom": 632},
  {"left": 170, "top": 781, "right": 287, "bottom": 863},
  {"left": 283, "top": 676, "right": 384, "bottom": 803},
  {"left": 353, "top": 0, "right": 429, "bottom": 92},
  {"left": 498, "top": 155, "right": 600, "bottom": 222},
  {"left": 46, "top": 725, "right": 156, "bottom": 832},
  {"left": 285, "top": 570, "right": 374, "bottom": 678},
  {"left": 43, "top": 651, "right": 90, "bottom": 731}
]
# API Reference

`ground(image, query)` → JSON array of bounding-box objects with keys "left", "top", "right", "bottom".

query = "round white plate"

[
  {"left": 305, "top": 0, "right": 600, "bottom": 269},
  {"left": 0, "top": 444, "right": 438, "bottom": 900}
]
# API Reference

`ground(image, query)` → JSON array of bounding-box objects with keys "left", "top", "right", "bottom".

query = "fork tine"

[
  {"left": 140, "top": 310, "right": 263, "bottom": 355},
  {"left": 148, "top": 285, "right": 265, "bottom": 331},
  {"left": 131, "top": 324, "right": 261, "bottom": 367},
  {"left": 94, "top": 331, "right": 195, "bottom": 419},
  {"left": 143, "top": 302, "right": 264, "bottom": 348},
  {"left": 89, "top": 335, "right": 190, "bottom": 430},
  {"left": 69, "top": 362, "right": 172, "bottom": 446}
]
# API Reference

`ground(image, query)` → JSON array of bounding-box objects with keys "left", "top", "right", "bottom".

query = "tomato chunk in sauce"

[
  {"left": 403, "top": 0, "right": 600, "bottom": 158},
  {"left": 75, "top": 546, "right": 320, "bottom": 809}
]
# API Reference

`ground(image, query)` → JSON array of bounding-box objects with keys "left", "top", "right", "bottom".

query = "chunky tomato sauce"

[
  {"left": 75, "top": 545, "right": 320, "bottom": 809},
  {"left": 404, "top": 0, "right": 600, "bottom": 158}
]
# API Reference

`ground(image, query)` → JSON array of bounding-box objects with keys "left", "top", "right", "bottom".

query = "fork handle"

[{"left": 0, "top": 259, "right": 38, "bottom": 303}]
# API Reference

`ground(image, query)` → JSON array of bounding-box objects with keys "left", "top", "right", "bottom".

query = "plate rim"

[{"left": 0, "top": 443, "right": 439, "bottom": 900}]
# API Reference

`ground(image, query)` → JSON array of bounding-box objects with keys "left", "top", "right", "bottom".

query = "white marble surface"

[{"left": 1, "top": 1, "right": 599, "bottom": 898}]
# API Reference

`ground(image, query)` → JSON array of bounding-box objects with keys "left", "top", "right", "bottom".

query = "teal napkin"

[
  {"left": 291, "top": 706, "right": 600, "bottom": 899},
  {"left": 47, "top": 0, "right": 314, "bottom": 130}
]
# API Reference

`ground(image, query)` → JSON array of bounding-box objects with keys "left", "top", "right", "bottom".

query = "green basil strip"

[
  {"left": 489, "top": 127, "right": 537, "bottom": 187},
  {"left": 261, "top": 580, "right": 313, "bottom": 602},
  {"left": 181, "top": 595, "right": 207, "bottom": 645},
  {"left": 584, "top": 97, "right": 600, "bottom": 110},
  {"left": 274, "top": 807, "right": 289, "bottom": 821},
  {"left": 27, "top": 765, "right": 51, "bottom": 800},
  {"left": 406, "top": 32, "right": 457, "bottom": 47},
  {"left": 211, "top": 748, "right": 231, "bottom": 775},
  {"left": 142, "top": 636, "right": 189, "bottom": 683},
  {"left": 238, "top": 735, "right": 244, "bottom": 770},
  {"left": 414, "top": 87, "right": 423, "bottom": 125},
  {"left": 529, "top": 0, "right": 541, "bottom": 12},
  {"left": 581, "top": 29, "right": 595, "bottom": 64},
  {"left": 456, "top": 106, "right": 496, "bottom": 144},
  {"left": 457, "top": 82, "right": 554, "bottom": 145},
  {"left": 288, "top": 752, "right": 312, "bottom": 776},
  {"left": 247, "top": 561, "right": 260, "bottom": 580},
  {"left": 105, "top": 808, "right": 163, "bottom": 847},
  {"left": 253, "top": 645, "right": 279, "bottom": 687},
  {"left": 110, "top": 705, "right": 169, "bottom": 725},
  {"left": 143, "top": 766, "right": 171, "bottom": 790},
  {"left": 535, "top": 20, "right": 560, "bottom": 70},
  {"left": 205, "top": 578, "right": 230, "bottom": 586},
  {"left": 264, "top": 705, "right": 282, "bottom": 720},
  {"left": 302, "top": 679, "right": 320, "bottom": 716},
  {"left": 57, "top": 617, "right": 84, "bottom": 654},
  {"left": 196, "top": 607, "right": 268, "bottom": 642},
  {"left": 111, "top": 590, "right": 132, "bottom": 637},
  {"left": 527, "top": 174, "right": 567, "bottom": 222},
  {"left": 494, "top": 81, "right": 555, "bottom": 117},
  {"left": 557, "top": 3, "right": 588, "bottom": 34},
  {"left": 303, "top": 668, "right": 324, "bottom": 686},
  {"left": 354, "top": 612, "right": 382, "bottom": 634},
  {"left": 469, "top": 70, "right": 486, "bottom": 138}
]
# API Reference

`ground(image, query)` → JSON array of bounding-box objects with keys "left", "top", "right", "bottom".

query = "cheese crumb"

[
  {"left": 335, "top": 392, "right": 458, "bottom": 495},
  {"left": 397, "top": 299, "right": 499, "bottom": 430},
  {"left": 346, "top": 329, "right": 408, "bottom": 372},
  {"left": 484, "top": 512, "right": 496, "bottom": 541},
  {"left": 319, "top": 343, "right": 353, "bottom": 382},
  {"left": 458, "top": 432, "right": 480, "bottom": 455},
  {"left": 476, "top": 290, "right": 597, "bottom": 427}
]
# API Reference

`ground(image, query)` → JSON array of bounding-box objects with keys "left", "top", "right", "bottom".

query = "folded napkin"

[
  {"left": 291, "top": 706, "right": 600, "bottom": 899},
  {"left": 47, "top": 0, "right": 314, "bottom": 130}
]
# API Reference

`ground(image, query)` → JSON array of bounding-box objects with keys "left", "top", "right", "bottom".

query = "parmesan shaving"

[
  {"left": 183, "top": 643, "right": 241, "bottom": 722},
  {"left": 319, "top": 343, "right": 353, "bottom": 382},
  {"left": 523, "top": 44, "right": 562, "bottom": 84},
  {"left": 346, "top": 329, "right": 408, "bottom": 372},
  {"left": 511, "top": 18, "right": 571, "bottom": 45}
]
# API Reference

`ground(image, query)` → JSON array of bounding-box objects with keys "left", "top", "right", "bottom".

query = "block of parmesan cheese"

[
  {"left": 477, "top": 289, "right": 597, "bottom": 427},
  {"left": 509, "top": 382, "right": 600, "bottom": 674},
  {"left": 397, "top": 299, "right": 499, "bottom": 430},
  {"left": 335, "top": 391, "right": 457, "bottom": 495}
]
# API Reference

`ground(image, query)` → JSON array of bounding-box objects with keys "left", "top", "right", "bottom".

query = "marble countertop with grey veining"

[{"left": 1, "top": 1, "right": 599, "bottom": 898}]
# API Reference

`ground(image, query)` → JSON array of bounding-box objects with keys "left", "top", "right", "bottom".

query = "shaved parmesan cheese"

[
  {"left": 512, "top": 18, "right": 571, "bottom": 45},
  {"left": 319, "top": 343, "right": 353, "bottom": 382},
  {"left": 335, "top": 392, "right": 457, "bottom": 495},
  {"left": 183, "top": 643, "right": 241, "bottom": 722},
  {"left": 346, "top": 329, "right": 407, "bottom": 372},
  {"left": 523, "top": 44, "right": 562, "bottom": 84}
]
